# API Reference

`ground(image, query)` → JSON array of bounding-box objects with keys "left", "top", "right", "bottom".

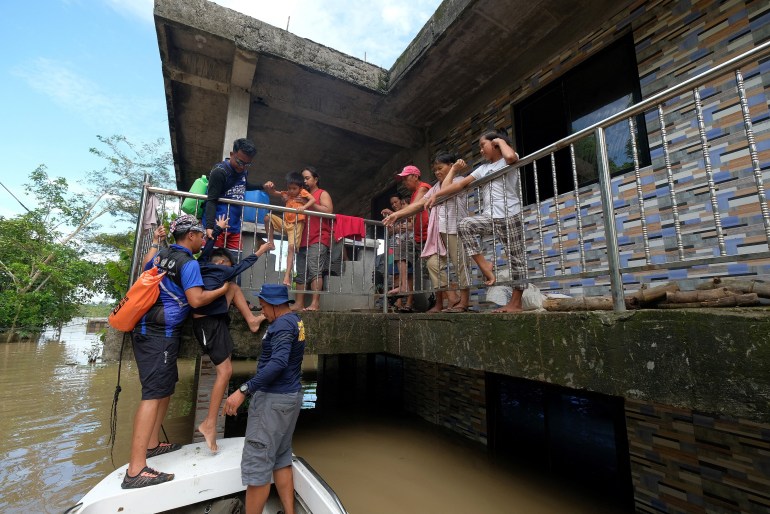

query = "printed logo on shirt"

[{"left": 297, "top": 320, "right": 306, "bottom": 342}]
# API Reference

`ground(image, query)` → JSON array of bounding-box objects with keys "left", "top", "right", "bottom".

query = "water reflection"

[
  {"left": 2, "top": 319, "right": 627, "bottom": 514},
  {"left": 0, "top": 319, "right": 195, "bottom": 513}
]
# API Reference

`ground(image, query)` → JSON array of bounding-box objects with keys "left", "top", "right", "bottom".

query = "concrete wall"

[{"left": 106, "top": 307, "right": 770, "bottom": 424}]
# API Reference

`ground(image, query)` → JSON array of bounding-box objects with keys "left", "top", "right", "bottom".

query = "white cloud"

[
  {"left": 11, "top": 58, "right": 163, "bottom": 137},
  {"left": 97, "top": 0, "right": 442, "bottom": 67},
  {"left": 211, "top": 0, "right": 442, "bottom": 67},
  {"left": 103, "top": 0, "right": 154, "bottom": 24}
]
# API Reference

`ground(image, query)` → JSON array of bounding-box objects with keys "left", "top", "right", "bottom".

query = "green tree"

[
  {"left": 0, "top": 212, "right": 101, "bottom": 340},
  {"left": 0, "top": 135, "right": 174, "bottom": 340},
  {"left": 90, "top": 231, "right": 134, "bottom": 301}
]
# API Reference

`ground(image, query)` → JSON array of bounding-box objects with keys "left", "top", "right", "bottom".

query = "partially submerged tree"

[{"left": 0, "top": 136, "right": 174, "bottom": 340}]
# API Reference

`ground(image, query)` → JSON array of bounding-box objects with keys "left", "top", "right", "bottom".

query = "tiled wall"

[
  {"left": 403, "top": 358, "right": 487, "bottom": 444},
  {"left": 431, "top": 0, "right": 770, "bottom": 296},
  {"left": 626, "top": 398, "right": 770, "bottom": 513}
]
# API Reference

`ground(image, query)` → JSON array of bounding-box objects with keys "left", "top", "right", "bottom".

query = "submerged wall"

[{"left": 105, "top": 306, "right": 770, "bottom": 511}]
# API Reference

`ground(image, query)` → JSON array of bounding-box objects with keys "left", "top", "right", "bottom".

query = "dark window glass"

[{"left": 514, "top": 33, "right": 649, "bottom": 205}]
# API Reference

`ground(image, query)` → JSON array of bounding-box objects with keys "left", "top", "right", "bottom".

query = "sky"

[{"left": 0, "top": 0, "right": 442, "bottom": 224}]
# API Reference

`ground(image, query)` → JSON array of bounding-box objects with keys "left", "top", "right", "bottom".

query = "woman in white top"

[{"left": 432, "top": 129, "right": 525, "bottom": 313}]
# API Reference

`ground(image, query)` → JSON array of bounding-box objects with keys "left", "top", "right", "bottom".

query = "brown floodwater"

[{"left": 0, "top": 319, "right": 625, "bottom": 513}]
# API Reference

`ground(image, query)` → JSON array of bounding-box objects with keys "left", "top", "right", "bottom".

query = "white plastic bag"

[
  {"left": 486, "top": 285, "right": 512, "bottom": 306},
  {"left": 521, "top": 283, "right": 547, "bottom": 311}
]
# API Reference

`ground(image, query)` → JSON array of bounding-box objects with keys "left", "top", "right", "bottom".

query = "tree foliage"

[
  {"left": 87, "top": 135, "right": 174, "bottom": 222},
  {"left": 90, "top": 231, "right": 134, "bottom": 301},
  {"left": 0, "top": 211, "right": 101, "bottom": 338},
  {"left": 0, "top": 135, "right": 174, "bottom": 340}
]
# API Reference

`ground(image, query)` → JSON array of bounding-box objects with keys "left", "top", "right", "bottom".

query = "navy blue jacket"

[{"left": 194, "top": 225, "right": 261, "bottom": 316}]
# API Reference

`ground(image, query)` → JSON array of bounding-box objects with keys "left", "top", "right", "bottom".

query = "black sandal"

[
  {"left": 146, "top": 442, "right": 182, "bottom": 458},
  {"left": 121, "top": 467, "right": 174, "bottom": 489}
]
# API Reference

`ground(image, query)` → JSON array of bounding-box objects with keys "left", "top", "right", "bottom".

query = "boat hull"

[{"left": 68, "top": 437, "right": 346, "bottom": 514}]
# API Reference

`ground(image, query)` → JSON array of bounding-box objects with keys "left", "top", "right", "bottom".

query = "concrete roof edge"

[
  {"left": 386, "top": 0, "right": 476, "bottom": 91},
  {"left": 153, "top": 0, "right": 389, "bottom": 92}
]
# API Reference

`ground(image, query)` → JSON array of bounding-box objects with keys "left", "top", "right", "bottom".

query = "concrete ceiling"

[{"left": 155, "top": 0, "right": 632, "bottom": 217}]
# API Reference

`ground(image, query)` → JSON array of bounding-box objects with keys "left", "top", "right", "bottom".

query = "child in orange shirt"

[{"left": 265, "top": 171, "right": 317, "bottom": 286}]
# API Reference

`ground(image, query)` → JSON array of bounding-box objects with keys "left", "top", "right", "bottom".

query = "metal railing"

[
  {"left": 131, "top": 186, "right": 389, "bottom": 311},
  {"left": 130, "top": 40, "right": 770, "bottom": 313},
  {"left": 426, "top": 39, "right": 770, "bottom": 311}
]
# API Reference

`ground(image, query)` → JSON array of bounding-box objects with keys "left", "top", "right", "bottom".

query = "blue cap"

[{"left": 254, "top": 284, "right": 294, "bottom": 305}]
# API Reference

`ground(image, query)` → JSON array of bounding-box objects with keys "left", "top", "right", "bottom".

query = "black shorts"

[
  {"left": 132, "top": 333, "right": 179, "bottom": 400},
  {"left": 192, "top": 315, "right": 234, "bottom": 366}
]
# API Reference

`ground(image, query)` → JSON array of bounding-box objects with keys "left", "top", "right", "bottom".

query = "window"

[{"left": 514, "top": 33, "right": 649, "bottom": 205}]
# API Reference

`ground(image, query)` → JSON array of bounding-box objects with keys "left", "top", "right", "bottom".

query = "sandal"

[
  {"left": 397, "top": 305, "right": 414, "bottom": 313},
  {"left": 146, "top": 442, "right": 182, "bottom": 458},
  {"left": 121, "top": 466, "right": 174, "bottom": 489},
  {"left": 442, "top": 306, "right": 470, "bottom": 313}
]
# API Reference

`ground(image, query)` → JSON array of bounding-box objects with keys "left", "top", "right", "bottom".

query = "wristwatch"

[{"left": 239, "top": 383, "right": 250, "bottom": 395}]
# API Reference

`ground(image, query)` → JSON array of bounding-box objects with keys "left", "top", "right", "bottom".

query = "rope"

[{"left": 108, "top": 331, "right": 129, "bottom": 467}]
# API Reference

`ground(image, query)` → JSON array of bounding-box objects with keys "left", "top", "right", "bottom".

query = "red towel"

[{"left": 334, "top": 214, "right": 366, "bottom": 242}]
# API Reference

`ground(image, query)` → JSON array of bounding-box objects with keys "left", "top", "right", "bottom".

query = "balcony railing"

[{"left": 130, "top": 39, "right": 770, "bottom": 313}]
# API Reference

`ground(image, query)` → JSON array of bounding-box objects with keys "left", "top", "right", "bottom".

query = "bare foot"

[
  {"left": 198, "top": 421, "right": 218, "bottom": 452},
  {"left": 290, "top": 304, "right": 302, "bottom": 311},
  {"left": 387, "top": 287, "right": 400, "bottom": 295},
  {"left": 447, "top": 299, "right": 463, "bottom": 310},
  {"left": 426, "top": 307, "right": 442, "bottom": 313},
  {"left": 303, "top": 305, "right": 319, "bottom": 311},
  {"left": 247, "top": 314, "right": 266, "bottom": 333}
]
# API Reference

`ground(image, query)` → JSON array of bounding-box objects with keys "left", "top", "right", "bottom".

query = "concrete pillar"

[{"left": 221, "top": 49, "right": 258, "bottom": 159}]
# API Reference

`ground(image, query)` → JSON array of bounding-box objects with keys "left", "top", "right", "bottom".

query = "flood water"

[{"left": 0, "top": 319, "right": 625, "bottom": 513}]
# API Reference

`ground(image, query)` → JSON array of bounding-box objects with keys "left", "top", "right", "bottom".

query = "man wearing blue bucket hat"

[{"left": 222, "top": 284, "right": 306, "bottom": 514}]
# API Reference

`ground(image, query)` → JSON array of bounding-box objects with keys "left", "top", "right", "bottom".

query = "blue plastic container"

[{"left": 243, "top": 190, "right": 270, "bottom": 223}]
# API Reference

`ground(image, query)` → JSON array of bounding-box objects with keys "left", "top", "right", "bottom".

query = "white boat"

[{"left": 65, "top": 437, "right": 347, "bottom": 514}]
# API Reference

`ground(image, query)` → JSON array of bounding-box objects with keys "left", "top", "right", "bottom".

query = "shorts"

[
  {"left": 267, "top": 214, "right": 303, "bottom": 247},
  {"left": 241, "top": 390, "right": 303, "bottom": 486},
  {"left": 295, "top": 243, "right": 329, "bottom": 284},
  {"left": 393, "top": 235, "right": 415, "bottom": 263},
  {"left": 132, "top": 333, "right": 179, "bottom": 400},
  {"left": 214, "top": 231, "right": 241, "bottom": 251},
  {"left": 191, "top": 315, "right": 233, "bottom": 366}
]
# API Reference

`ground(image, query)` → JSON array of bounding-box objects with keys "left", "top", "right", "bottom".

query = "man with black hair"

[
  {"left": 193, "top": 214, "right": 274, "bottom": 452},
  {"left": 123, "top": 214, "right": 230, "bottom": 489},
  {"left": 203, "top": 138, "right": 275, "bottom": 251}
]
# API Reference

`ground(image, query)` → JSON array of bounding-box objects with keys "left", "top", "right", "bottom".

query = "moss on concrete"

[{"left": 104, "top": 308, "right": 770, "bottom": 423}]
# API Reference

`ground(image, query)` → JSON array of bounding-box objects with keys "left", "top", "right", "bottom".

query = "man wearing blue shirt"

[
  {"left": 223, "top": 284, "right": 306, "bottom": 514},
  {"left": 123, "top": 215, "right": 231, "bottom": 489},
  {"left": 203, "top": 138, "right": 274, "bottom": 250}
]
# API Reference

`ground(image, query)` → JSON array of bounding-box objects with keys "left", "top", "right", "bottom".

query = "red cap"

[{"left": 395, "top": 165, "right": 421, "bottom": 180}]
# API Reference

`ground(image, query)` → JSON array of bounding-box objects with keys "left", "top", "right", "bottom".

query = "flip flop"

[
  {"left": 442, "top": 306, "right": 470, "bottom": 313},
  {"left": 397, "top": 305, "right": 414, "bottom": 313}
]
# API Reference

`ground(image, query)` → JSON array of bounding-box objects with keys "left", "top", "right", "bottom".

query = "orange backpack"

[{"left": 108, "top": 267, "right": 167, "bottom": 332}]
